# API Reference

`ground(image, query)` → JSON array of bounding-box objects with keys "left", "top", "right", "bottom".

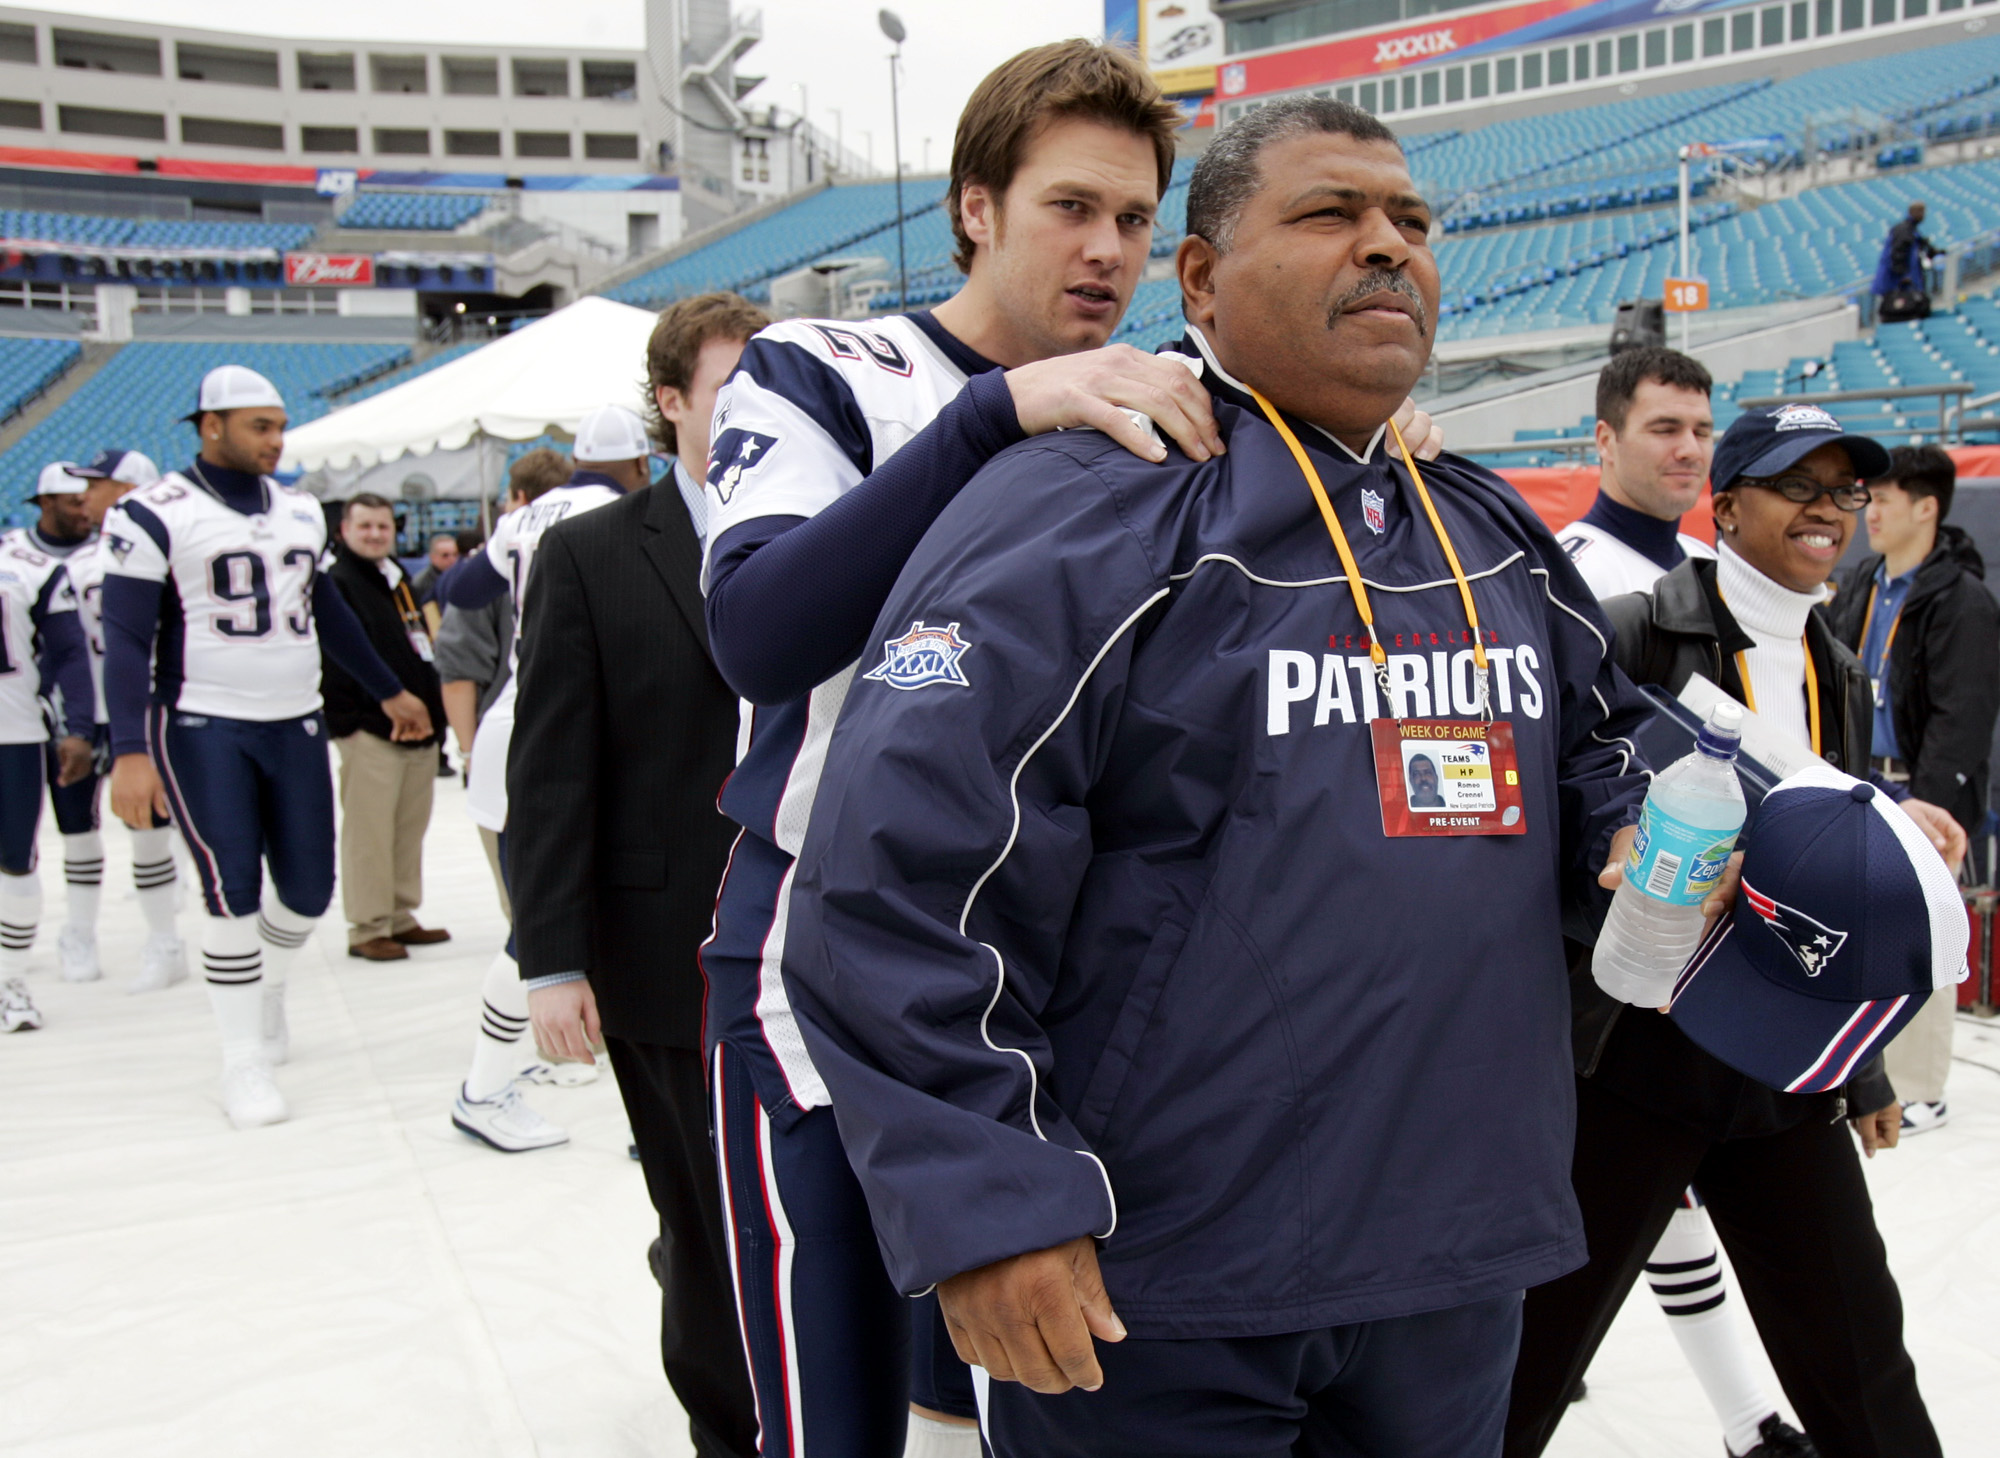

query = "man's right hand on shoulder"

[
  {"left": 109, "top": 752, "right": 169, "bottom": 830},
  {"left": 1005, "top": 345, "right": 1225, "bottom": 466},
  {"left": 937, "top": 1234, "right": 1126, "bottom": 1395}
]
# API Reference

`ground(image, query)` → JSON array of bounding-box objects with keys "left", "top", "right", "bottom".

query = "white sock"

[
  {"left": 257, "top": 897, "right": 315, "bottom": 991},
  {"left": 0, "top": 869, "right": 40, "bottom": 973},
  {"left": 904, "top": 1412, "right": 983, "bottom": 1458},
  {"left": 61, "top": 831, "right": 103, "bottom": 935},
  {"left": 1647, "top": 1204, "right": 1775, "bottom": 1456},
  {"left": 465, "top": 949, "right": 529, "bottom": 1101},
  {"left": 130, "top": 827, "right": 179, "bottom": 936},
  {"left": 202, "top": 914, "right": 264, "bottom": 1065}
]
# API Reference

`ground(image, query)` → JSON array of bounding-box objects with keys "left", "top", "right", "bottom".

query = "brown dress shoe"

[
  {"left": 391, "top": 924, "right": 452, "bottom": 946},
  {"left": 349, "top": 937, "right": 410, "bottom": 961}
]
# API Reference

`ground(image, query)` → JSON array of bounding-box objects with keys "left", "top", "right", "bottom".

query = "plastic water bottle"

[{"left": 1593, "top": 701, "right": 1748, "bottom": 1007}]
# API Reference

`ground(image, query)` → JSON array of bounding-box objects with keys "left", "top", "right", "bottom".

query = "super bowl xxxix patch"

[{"left": 863, "top": 620, "right": 971, "bottom": 691}]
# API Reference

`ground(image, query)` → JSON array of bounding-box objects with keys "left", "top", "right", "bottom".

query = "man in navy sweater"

[{"left": 785, "top": 98, "right": 1657, "bottom": 1457}]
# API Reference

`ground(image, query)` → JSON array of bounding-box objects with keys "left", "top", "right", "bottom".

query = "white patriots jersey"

[
  {"left": 61, "top": 534, "right": 109, "bottom": 724},
  {"left": 0, "top": 528, "right": 79, "bottom": 744},
  {"left": 1556, "top": 519, "right": 1715, "bottom": 600},
  {"left": 703, "top": 314, "right": 988, "bottom": 596},
  {"left": 101, "top": 472, "right": 330, "bottom": 722},
  {"left": 699, "top": 311, "right": 995, "bottom": 1115},
  {"left": 463, "top": 480, "right": 623, "bottom": 831}
]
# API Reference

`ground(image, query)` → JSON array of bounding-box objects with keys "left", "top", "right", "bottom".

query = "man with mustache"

[{"left": 783, "top": 98, "right": 1658, "bottom": 1455}]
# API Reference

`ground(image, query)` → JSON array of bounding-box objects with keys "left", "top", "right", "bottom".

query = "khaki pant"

[
  {"left": 1884, "top": 986, "right": 1956, "bottom": 1105},
  {"left": 478, "top": 824, "right": 512, "bottom": 923},
  {"left": 336, "top": 731, "right": 436, "bottom": 945}
]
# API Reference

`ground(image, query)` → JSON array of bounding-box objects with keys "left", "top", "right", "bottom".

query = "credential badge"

[{"left": 862, "top": 620, "right": 972, "bottom": 691}]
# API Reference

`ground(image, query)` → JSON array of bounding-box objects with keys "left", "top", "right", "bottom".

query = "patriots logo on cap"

[
  {"left": 706, "top": 428, "right": 778, "bottom": 504},
  {"left": 1745, "top": 881, "right": 1849, "bottom": 977},
  {"left": 863, "top": 620, "right": 972, "bottom": 691},
  {"left": 1771, "top": 403, "right": 1840, "bottom": 433},
  {"left": 1361, "top": 489, "right": 1387, "bottom": 535}
]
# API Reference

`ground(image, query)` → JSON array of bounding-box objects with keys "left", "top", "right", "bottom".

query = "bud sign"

[{"left": 284, "top": 253, "right": 375, "bottom": 287}]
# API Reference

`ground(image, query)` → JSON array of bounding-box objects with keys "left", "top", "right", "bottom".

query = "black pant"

[
  {"left": 605, "top": 1037, "right": 760, "bottom": 1458},
  {"left": 1506, "top": 1077, "right": 1940, "bottom": 1458}
]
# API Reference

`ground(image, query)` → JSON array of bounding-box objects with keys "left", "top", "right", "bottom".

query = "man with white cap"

[
  {"left": 101, "top": 365, "right": 432, "bottom": 1128},
  {"left": 439, "top": 401, "right": 652, "bottom": 1151},
  {"left": 32, "top": 449, "right": 188, "bottom": 992},
  {"left": 0, "top": 464, "right": 95, "bottom": 1027}
]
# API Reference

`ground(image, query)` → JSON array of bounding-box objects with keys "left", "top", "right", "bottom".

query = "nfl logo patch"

[
  {"left": 863, "top": 621, "right": 972, "bottom": 691},
  {"left": 1361, "top": 489, "right": 1387, "bottom": 535}
]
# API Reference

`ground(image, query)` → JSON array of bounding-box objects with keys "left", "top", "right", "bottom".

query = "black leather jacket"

[
  {"left": 1826, "top": 524, "right": 2000, "bottom": 835},
  {"left": 1585, "top": 556, "right": 1895, "bottom": 1136}
]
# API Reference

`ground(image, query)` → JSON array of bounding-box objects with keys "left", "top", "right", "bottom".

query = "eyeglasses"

[{"left": 1737, "top": 473, "right": 1872, "bottom": 512}]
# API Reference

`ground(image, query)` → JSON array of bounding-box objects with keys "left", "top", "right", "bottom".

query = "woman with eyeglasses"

[{"left": 1506, "top": 405, "right": 1965, "bottom": 1458}]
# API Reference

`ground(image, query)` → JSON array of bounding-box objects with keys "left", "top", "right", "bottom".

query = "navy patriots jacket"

[{"left": 784, "top": 330, "right": 1656, "bottom": 1340}]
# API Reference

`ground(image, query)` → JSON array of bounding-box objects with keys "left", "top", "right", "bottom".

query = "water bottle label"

[{"left": 1625, "top": 805, "right": 1739, "bottom": 907}]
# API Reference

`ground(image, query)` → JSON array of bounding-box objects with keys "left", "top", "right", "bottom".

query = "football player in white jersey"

[
  {"left": 0, "top": 466, "right": 95, "bottom": 1029},
  {"left": 438, "top": 403, "right": 652, "bottom": 1153},
  {"left": 686, "top": 42, "right": 1443, "bottom": 1458},
  {"left": 1555, "top": 348, "right": 1717, "bottom": 597},
  {"left": 102, "top": 366, "right": 431, "bottom": 1129},
  {"left": 24, "top": 450, "right": 187, "bottom": 991}
]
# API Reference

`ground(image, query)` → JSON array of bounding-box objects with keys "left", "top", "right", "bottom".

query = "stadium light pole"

[
  {"left": 1676, "top": 144, "right": 1692, "bottom": 352},
  {"left": 880, "top": 8, "right": 909, "bottom": 308}
]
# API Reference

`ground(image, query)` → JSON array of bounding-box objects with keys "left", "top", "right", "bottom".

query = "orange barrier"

[{"left": 1497, "top": 466, "right": 1719, "bottom": 544}]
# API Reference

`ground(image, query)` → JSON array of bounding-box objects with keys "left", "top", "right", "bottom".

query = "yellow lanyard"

[
  {"left": 1857, "top": 583, "right": 1903, "bottom": 673},
  {"left": 1730, "top": 645, "right": 1822, "bottom": 756},
  {"left": 1247, "top": 387, "right": 1491, "bottom": 719}
]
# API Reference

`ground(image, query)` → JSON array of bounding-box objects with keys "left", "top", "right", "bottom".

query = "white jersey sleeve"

[
  {"left": 1555, "top": 519, "right": 1715, "bottom": 600},
  {"left": 0, "top": 529, "right": 79, "bottom": 743},
  {"left": 61, "top": 536, "right": 107, "bottom": 725},
  {"left": 701, "top": 315, "right": 986, "bottom": 591}
]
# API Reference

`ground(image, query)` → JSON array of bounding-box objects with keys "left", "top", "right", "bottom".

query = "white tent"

[{"left": 279, "top": 295, "right": 660, "bottom": 472}]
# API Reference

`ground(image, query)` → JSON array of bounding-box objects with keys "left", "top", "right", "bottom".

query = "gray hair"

[{"left": 1186, "top": 97, "right": 1402, "bottom": 253}]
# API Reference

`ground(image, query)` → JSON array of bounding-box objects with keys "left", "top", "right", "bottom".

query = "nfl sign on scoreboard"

[{"left": 284, "top": 253, "right": 375, "bottom": 287}]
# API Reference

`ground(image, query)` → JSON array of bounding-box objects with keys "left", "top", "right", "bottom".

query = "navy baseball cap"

[
  {"left": 1669, "top": 763, "right": 1966, "bottom": 1095},
  {"left": 67, "top": 449, "right": 160, "bottom": 489},
  {"left": 1709, "top": 402, "right": 1891, "bottom": 491}
]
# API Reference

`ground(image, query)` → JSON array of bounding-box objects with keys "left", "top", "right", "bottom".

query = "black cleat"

[{"left": 1737, "top": 1414, "right": 1817, "bottom": 1457}]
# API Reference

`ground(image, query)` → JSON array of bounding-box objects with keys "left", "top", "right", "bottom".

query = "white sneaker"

[
  {"left": 261, "top": 983, "right": 289, "bottom": 1066},
  {"left": 1, "top": 977, "right": 42, "bottom": 1031},
  {"left": 220, "top": 1060, "right": 288, "bottom": 1129},
  {"left": 452, "top": 1082, "right": 569, "bottom": 1152},
  {"left": 517, "top": 1056, "right": 601, "bottom": 1088},
  {"left": 57, "top": 925, "right": 100, "bottom": 983},
  {"left": 130, "top": 932, "right": 187, "bottom": 994},
  {"left": 1900, "top": 1099, "right": 1950, "bottom": 1135}
]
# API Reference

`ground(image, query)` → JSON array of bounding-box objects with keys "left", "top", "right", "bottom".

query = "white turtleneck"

[{"left": 1715, "top": 543, "right": 1829, "bottom": 752}]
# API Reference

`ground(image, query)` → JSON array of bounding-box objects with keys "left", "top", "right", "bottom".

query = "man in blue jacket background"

[{"left": 785, "top": 99, "right": 1662, "bottom": 1456}]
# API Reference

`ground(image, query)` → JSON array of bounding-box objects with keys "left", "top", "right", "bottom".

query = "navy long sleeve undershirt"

[
  {"left": 36, "top": 607, "right": 95, "bottom": 740},
  {"left": 439, "top": 550, "right": 508, "bottom": 609},
  {"left": 704, "top": 367, "right": 1024, "bottom": 705}
]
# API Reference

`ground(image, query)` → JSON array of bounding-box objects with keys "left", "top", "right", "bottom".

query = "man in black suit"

[{"left": 507, "top": 293, "right": 769, "bottom": 1458}]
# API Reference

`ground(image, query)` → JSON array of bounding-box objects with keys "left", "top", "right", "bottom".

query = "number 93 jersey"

[
  {"left": 0, "top": 528, "right": 79, "bottom": 744},
  {"left": 101, "top": 473, "right": 329, "bottom": 722}
]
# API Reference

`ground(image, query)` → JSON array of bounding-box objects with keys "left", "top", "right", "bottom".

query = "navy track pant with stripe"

[
  {"left": 711, "top": 1039, "right": 912, "bottom": 1458},
  {"left": 0, "top": 741, "right": 43, "bottom": 874},
  {"left": 148, "top": 707, "right": 333, "bottom": 919},
  {"left": 980, "top": 1290, "right": 1523, "bottom": 1458}
]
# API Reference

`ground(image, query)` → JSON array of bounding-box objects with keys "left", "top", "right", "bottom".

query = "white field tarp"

[{"left": 279, "top": 295, "right": 660, "bottom": 471}]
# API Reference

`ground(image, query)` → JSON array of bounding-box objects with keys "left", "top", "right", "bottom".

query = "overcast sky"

[{"left": 38, "top": 0, "right": 1108, "bottom": 174}]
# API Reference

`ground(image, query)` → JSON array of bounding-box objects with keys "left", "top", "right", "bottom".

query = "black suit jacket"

[{"left": 507, "top": 481, "right": 740, "bottom": 1048}]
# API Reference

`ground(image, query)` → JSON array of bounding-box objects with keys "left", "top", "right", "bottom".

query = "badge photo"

[{"left": 1372, "top": 719, "right": 1526, "bottom": 837}]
